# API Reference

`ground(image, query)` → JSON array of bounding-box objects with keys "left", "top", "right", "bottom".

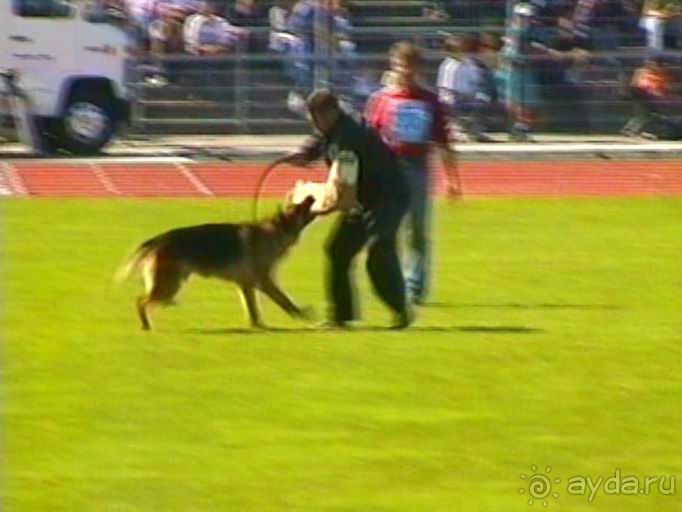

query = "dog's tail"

[{"left": 113, "top": 238, "right": 161, "bottom": 284}]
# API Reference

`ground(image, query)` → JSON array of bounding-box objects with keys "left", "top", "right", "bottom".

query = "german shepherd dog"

[{"left": 117, "top": 196, "right": 317, "bottom": 330}]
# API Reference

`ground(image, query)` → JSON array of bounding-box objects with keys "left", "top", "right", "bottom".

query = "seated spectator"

[
  {"left": 622, "top": 55, "right": 682, "bottom": 137},
  {"left": 284, "top": 0, "right": 316, "bottom": 110},
  {"left": 449, "top": 33, "right": 499, "bottom": 142},
  {"left": 640, "top": 0, "right": 682, "bottom": 50},
  {"left": 479, "top": 31, "right": 502, "bottom": 71},
  {"left": 536, "top": 17, "right": 592, "bottom": 132},
  {"left": 271, "top": 0, "right": 357, "bottom": 112},
  {"left": 268, "top": 0, "right": 297, "bottom": 51},
  {"left": 268, "top": 0, "right": 292, "bottom": 47},
  {"left": 155, "top": 0, "right": 201, "bottom": 22},
  {"left": 437, "top": 34, "right": 462, "bottom": 109},
  {"left": 226, "top": 0, "right": 265, "bottom": 50},
  {"left": 500, "top": 2, "right": 546, "bottom": 141},
  {"left": 288, "top": 0, "right": 315, "bottom": 44},
  {"left": 122, "top": 0, "right": 156, "bottom": 50},
  {"left": 183, "top": 0, "right": 248, "bottom": 55},
  {"left": 227, "top": 0, "right": 266, "bottom": 27},
  {"left": 266, "top": 0, "right": 309, "bottom": 110},
  {"left": 126, "top": 0, "right": 156, "bottom": 29},
  {"left": 150, "top": 9, "right": 186, "bottom": 55},
  {"left": 328, "top": 0, "right": 358, "bottom": 95},
  {"left": 572, "top": 0, "right": 629, "bottom": 53}
]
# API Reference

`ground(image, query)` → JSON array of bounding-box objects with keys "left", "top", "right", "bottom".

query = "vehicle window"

[{"left": 13, "top": 0, "right": 73, "bottom": 17}]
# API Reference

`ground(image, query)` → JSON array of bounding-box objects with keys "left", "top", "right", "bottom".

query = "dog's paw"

[
  {"left": 251, "top": 321, "right": 267, "bottom": 330},
  {"left": 298, "top": 305, "right": 317, "bottom": 322}
]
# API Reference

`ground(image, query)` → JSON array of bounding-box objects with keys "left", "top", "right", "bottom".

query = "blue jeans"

[
  {"left": 399, "top": 155, "right": 430, "bottom": 301},
  {"left": 283, "top": 37, "right": 312, "bottom": 93}
]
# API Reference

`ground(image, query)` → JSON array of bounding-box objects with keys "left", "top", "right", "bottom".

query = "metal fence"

[{"left": 127, "top": 22, "right": 682, "bottom": 138}]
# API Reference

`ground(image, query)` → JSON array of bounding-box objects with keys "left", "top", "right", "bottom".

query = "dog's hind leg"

[
  {"left": 137, "top": 295, "right": 153, "bottom": 331},
  {"left": 137, "top": 257, "right": 183, "bottom": 331},
  {"left": 257, "top": 277, "right": 313, "bottom": 320},
  {"left": 136, "top": 258, "right": 156, "bottom": 330},
  {"left": 239, "top": 285, "right": 264, "bottom": 329}
]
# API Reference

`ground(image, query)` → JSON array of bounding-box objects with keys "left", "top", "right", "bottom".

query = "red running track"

[{"left": 2, "top": 160, "right": 682, "bottom": 198}]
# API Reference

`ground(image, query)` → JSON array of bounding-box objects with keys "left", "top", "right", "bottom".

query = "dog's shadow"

[
  {"left": 422, "top": 301, "right": 624, "bottom": 311},
  {"left": 185, "top": 301, "right": 618, "bottom": 337},
  {"left": 188, "top": 325, "right": 544, "bottom": 336},
  {"left": 188, "top": 327, "right": 313, "bottom": 336}
]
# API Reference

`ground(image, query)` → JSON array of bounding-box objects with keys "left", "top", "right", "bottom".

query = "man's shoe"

[
  {"left": 316, "top": 320, "right": 351, "bottom": 330},
  {"left": 389, "top": 309, "right": 415, "bottom": 330}
]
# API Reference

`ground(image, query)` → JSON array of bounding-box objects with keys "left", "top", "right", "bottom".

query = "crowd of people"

[
  {"left": 94, "top": 0, "right": 682, "bottom": 139},
  {"left": 97, "top": 0, "right": 361, "bottom": 108},
  {"left": 98, "top": 0, "right": 356, "bottom": 59},
  {"left": 435, "top": 0, "right": 682, "bottom": 141}
]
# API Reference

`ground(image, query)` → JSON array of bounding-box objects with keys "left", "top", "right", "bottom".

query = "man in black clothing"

[{"left": 267, "top": 89, "right": 412, "bottom": 329}]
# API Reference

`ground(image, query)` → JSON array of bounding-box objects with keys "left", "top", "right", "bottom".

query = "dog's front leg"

[
  {"left": 239, "top": 285, "right": 264, "bottom": 329},
  {"left": 257, "top": 277, "right": 313, "bottom": 320}
]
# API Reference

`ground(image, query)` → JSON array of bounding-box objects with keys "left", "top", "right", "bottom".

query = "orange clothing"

[{"left": 632, "top": 67, "right": 674, "bottom": 98}]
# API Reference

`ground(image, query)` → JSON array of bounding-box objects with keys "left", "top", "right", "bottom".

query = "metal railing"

[{"left": 126, "top": 24, "right": 682, "bottom": 137}]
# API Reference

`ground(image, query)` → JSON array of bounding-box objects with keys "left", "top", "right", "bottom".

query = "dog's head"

[{"left": 275, "top": 195, "right": 317, "bottom": 235}]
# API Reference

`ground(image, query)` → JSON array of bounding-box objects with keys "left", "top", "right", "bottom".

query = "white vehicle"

[{"left": 0, "top": 0, "right": 135, "bottom": 154}]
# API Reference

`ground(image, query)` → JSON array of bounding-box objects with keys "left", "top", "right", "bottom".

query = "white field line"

[
  {"left": 175, "top": 162, "right": 214, "bottom": 196},
  {"left": 1, "top": 161, "right": 28, "bottom": 196},
  {"left": 89, "top": 163, "right": 121, "bottom": 195}
]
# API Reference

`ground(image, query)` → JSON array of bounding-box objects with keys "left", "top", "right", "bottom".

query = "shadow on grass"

[
  {"left": 189, "top": 325, "right": 544, "bottom": 336},
  {"left": 450, "top": 325, "right": 543, "bottom": 334},
  {"left": 422, "top": 302, "right": 623, "bottom": 311},
  {"left": 187, "top": 327, "right": 313, "bottom": 336}
]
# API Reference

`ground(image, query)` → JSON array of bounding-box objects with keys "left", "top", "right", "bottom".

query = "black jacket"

[{"left": 299, "top": 113, "right": 409, "bottom": 210}]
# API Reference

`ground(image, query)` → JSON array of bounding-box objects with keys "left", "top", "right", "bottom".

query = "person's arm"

[
  {"left": 437, "top": 58, "right": 459, "bottom": 108},
  {"left": 265, "top": 134, "right": 324, "bottom": 172},
  {"left": 363, "top": 90, "right": 384, "bottom": 132},
  {"left": 439, "top": 143, "right": 461, "bottom": 200},
  {"left": 433, "top": 96, "right": 461, "bottom": 199}
]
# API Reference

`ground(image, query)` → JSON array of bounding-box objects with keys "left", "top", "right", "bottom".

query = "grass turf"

[{"left": 1, "top": 198, "right": 681, "bottom": 511}]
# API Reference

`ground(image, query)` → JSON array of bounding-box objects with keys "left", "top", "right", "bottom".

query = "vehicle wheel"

[{"left": 56, "top": 91, "right": 117, "bottom": 155}]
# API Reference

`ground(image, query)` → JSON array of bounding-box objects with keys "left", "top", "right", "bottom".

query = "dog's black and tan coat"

[{"left": 117, "top": 196, "right": 316, "bottom": 330}]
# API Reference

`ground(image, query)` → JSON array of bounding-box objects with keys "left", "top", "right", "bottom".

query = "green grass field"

[{"left": 2, "top": 198, "right": 681, "bottom": 511}]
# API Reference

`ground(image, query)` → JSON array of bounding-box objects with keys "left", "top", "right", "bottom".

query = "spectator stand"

[{"left": 125, "top": 0, "right": 680, "bottom": 138}]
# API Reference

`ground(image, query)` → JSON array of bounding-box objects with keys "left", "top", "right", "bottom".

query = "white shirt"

[
  {"left": 437, "top": 56, "right": 461, "bottom": 105},
  {"left": 183, "top": 13, "right": 240, "bottom": 54}
]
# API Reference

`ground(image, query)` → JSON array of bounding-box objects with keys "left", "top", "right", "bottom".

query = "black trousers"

[{"left": 324, "top": 201, "right": 408, "bottom": 322}]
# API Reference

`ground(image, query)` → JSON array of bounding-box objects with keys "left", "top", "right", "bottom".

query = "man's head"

[
  {"left": 443, "top": 34, "right": 462, "bottom": 57},
  {"left": 389, "top": 42, "right": 422, "bottom": 88},
  {"left": 481, "top": 32, "right": 501, "bottom": 52},
  {"left": 460, "top": 33, "right": 480, "bottom": 55},
  {"left": 306, "top": 89, "right": 342, "bottom": 135}
]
